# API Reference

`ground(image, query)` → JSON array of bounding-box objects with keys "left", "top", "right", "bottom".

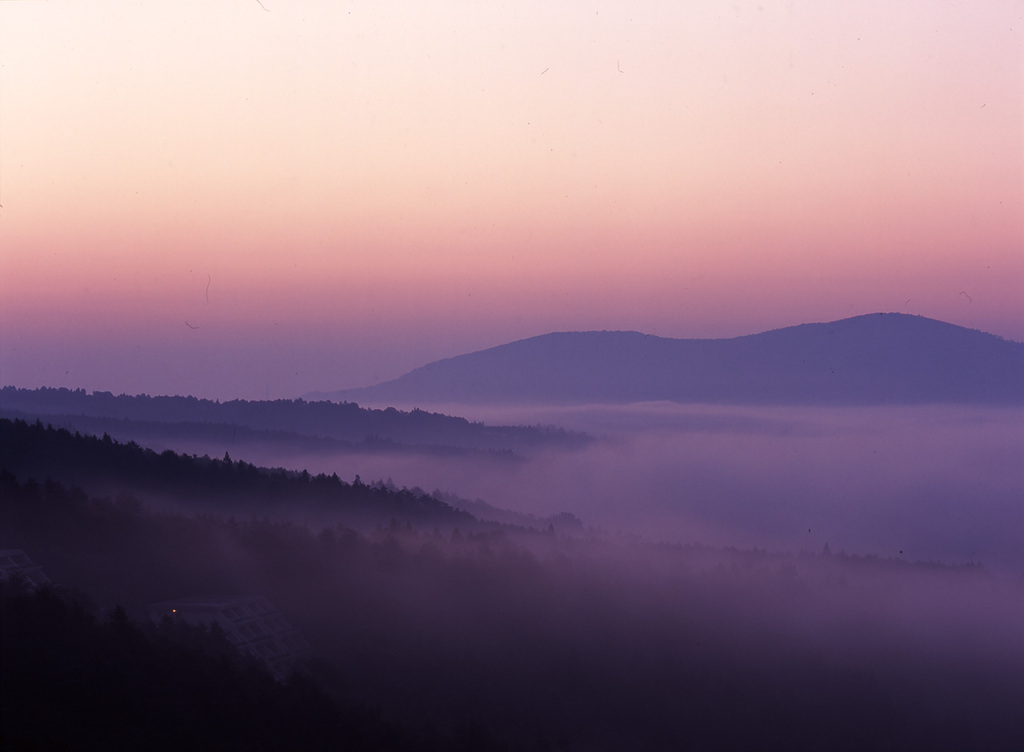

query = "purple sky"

[{"left": 1, "top": 1, "right": 1021, "bottom": 400}]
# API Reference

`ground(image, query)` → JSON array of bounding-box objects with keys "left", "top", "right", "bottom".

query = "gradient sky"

[{"left": 1, "top": 0, "right": 1021, "bottom": 400}]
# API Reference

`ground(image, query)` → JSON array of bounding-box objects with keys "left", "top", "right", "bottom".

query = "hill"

[
  {"left": 0, "top": 417, "right": 579, "bottom": 535},
  {"left": 0, "top": 417, "right": 478, "bottom": 530},
  {"left": 0, "top": 388, "right": 588, "bottom": 454},
  {"left": 319, "top": 314, "right": 1024, "bottom": 406}
]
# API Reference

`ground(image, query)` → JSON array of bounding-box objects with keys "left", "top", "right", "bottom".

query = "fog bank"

[{"left": 188, "top": 403, "right": 1024, "bottom": 575}]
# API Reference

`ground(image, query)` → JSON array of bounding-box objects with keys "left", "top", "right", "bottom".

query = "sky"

[{"left": 1, "top": 0, "right": 1021, "bottom": 401}]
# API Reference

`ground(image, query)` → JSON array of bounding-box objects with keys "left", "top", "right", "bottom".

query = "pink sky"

[{"left": 1, "top": 1, "right": 1021, "bottom": 400}]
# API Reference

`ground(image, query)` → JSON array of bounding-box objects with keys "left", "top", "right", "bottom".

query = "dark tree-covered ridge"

[
  {"left": 0, "top": 386, "right": 589, "bottom": 452},
  {"left": 0, "top": 417, "right": 480, "bottom": 530}
]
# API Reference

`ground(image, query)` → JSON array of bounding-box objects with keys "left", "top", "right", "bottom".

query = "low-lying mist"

[
  {"left": 176, "top": 402, "right": 1024, "bottom": 575},
  {"left": 5, "top": 407, "right": 1023, "bottom": 750}
]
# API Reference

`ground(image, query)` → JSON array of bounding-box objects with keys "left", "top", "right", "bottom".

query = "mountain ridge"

[
  {"left": 0, "top": 388, "right": 588, "bottom": 454},
  {"left": 315, "top": 313, "right": 1024, "bottom": 406}
]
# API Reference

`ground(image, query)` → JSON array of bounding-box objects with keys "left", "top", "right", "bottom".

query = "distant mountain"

[{"left": 320, "top": 314, "right": 1024, "bottom": 406}]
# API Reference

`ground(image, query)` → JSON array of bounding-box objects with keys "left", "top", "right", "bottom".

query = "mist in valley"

[
  {"left": 4, "top": 400, "right": 1023, "bottom": 750},
  {"left": 183, "top": 402, "right": 1024, "bottom": 575},
  {"left": 137, "top": 401, "right": 1024, "bottom": 749}
]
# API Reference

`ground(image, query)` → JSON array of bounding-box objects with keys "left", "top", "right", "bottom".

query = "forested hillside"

[
  {"left": 0, "top": 417, "right": 481, "bottom": 530},
  {"left": 0, "top": 387, "right": 588, "bottom": 454},
  {"left": 0, "top": 580, "right": 424, "bottom": 752}
]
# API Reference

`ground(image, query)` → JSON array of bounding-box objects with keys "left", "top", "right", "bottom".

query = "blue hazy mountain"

[{"left": 320, "top": 314, "right": 1024, "bottom": 406}]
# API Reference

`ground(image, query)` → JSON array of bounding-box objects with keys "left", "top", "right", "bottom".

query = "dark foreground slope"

[
  {"left": 325, "top": 313, "right": 1024, "bottom": 406},
  {"left": 0, "top": 582, "right": 419, "bottom": 752}
]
